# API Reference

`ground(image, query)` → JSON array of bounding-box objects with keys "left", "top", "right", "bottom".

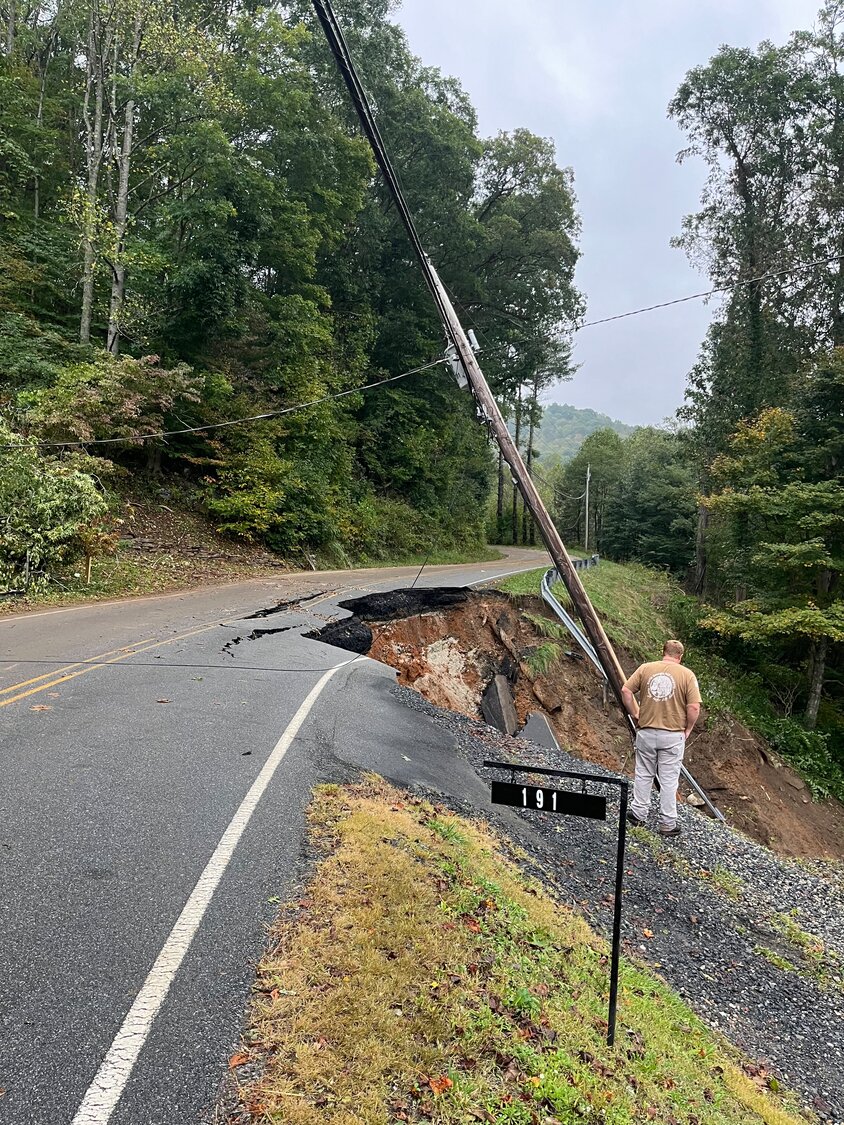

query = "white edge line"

[
  {"left": 70, "top": 659, "right": 346, "bottom": 1125},
  {"left": 466, "top": 561, "right": 548, "bottom": 586}
]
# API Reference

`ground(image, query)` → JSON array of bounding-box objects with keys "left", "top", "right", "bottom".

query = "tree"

[
  {"left": 555, "top": 429, "right": 625, "bottom": 554},
  {"left": 1, "top": 0, "right": 583, "bottom": 565},
  {"left": 670, "top": 42, "right": 806, "bottom": 450},
  {"left": 701, "top": 353, "right": 844, "bottom": 728},
  {"left": 586, "top": 428, "right": 697, "bottom": 573}
]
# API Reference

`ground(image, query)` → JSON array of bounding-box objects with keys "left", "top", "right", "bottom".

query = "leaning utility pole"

[
  {"left": 427, "top": 265, "right": 634, "bottom": 721},
  {"left": 310, "top": 0, "right": 629, "bottom": 728}
]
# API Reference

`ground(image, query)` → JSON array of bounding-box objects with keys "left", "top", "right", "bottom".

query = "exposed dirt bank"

[{"left": 363, "top": 591, "right": 844, "bottom": 860}]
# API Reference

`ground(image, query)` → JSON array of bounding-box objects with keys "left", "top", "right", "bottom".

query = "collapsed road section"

[{"left": 308, "top": 585, "right": 844, "bottom": 860}]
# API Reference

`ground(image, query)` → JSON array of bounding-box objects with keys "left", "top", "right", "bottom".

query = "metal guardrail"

[
  {"left": 540, "top": 567, "right": 604, "bottom": 677},
  {"left": 572, "top": 554, "right": 601, "bottom": 571}
]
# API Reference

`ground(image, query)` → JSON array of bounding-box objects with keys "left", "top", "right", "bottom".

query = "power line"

[
  {"left": 577, "top": 252, "right": 844, "bottom": 330},
  {"left": 310, "top": 0, "right": 457, "bottom": 348},
  {"left": 36, "top": 242, "right": 836, "bottom": 454},
  {"left": 8, "top": 358, "right": 446, "bottom": 451},
  {"left": 474, "top": 252, "right": 844, "bottom": 372}
]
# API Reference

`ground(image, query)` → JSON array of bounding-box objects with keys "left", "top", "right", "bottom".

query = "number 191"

[{"left": 522, "top": 787, "right": 557, "bottom": 811}]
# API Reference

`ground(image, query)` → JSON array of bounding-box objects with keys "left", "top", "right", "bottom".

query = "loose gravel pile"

[{"left": 393, "top": 685, "right": 844, "bottom": 1123}]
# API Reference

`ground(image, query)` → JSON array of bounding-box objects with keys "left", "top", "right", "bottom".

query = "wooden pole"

[{"left": 306, "top": 0, "right": 634, "bottom": 737}]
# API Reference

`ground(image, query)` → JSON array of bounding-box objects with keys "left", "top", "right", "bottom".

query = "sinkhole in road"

[{"left": 308, "top": 586, "right": 844, "bottom": 859}]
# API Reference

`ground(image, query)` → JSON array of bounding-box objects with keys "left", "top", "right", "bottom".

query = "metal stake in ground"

[{"left": 486, "top": 760, "right": 628, "bottom": 1047}]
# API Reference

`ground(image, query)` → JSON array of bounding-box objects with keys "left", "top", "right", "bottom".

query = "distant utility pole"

[{"left": 584, "top": 463, "right": 591, "bottom": 553}]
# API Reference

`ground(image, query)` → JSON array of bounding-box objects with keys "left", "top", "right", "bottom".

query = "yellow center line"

[
  {"left": 0, "top": 639, "right": 162, "bottom": 696},
  {"left": 0, "top": 624, "right": 217, "bottom": 709}
]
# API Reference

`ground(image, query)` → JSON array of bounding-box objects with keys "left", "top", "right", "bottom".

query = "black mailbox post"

[{"left": 485, "top": 760, "right": 629, "bottom": 1047}]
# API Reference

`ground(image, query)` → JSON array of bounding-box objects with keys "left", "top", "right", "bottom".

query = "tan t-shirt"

[{"left": 623, "top": 660, "right": 702, "bottom": 731}]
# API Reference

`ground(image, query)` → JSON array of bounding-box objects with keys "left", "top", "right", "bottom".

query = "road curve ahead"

[{"left": 0, "top": 548, "right": 547, "bottom": 1125}]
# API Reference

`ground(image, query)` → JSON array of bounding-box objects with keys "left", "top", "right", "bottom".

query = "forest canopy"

[{"left": 0, "top": 0, "right": 582, "bottom": 566}]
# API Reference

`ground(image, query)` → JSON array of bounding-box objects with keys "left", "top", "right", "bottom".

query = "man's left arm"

[
  {"left": 684, "top": 673, "right": 703, "bottom": 739},
  {"left": 684, "top": 703, "right": 700, "bottom": 740}
]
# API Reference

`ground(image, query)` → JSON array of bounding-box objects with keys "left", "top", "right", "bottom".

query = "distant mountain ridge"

[{"left": 534, "top": 403, "right": 636, "bottom": 463}]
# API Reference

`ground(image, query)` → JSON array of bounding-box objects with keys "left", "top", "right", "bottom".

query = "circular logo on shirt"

[{"left": 647, "top": 672, "right": 676, "bottom": 702}]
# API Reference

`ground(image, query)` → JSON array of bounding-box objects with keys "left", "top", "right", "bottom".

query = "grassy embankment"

[
  {"left": 497, "top": 561, "right": 844, "bottom": 802},
  {"left": 227, "top": 778, "right": 807, "bottom": 1125}
]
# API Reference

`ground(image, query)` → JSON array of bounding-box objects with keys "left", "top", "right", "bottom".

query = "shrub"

[{"left": 0, "top": 422, "right": 109, "bottom": 589}]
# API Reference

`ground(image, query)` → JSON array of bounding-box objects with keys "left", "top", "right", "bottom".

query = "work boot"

[
  {"left": 658, "top": 824, "right": 682, "bottom": 838},
  {"left": 626, "top": 811, "right": 647, "bottom": 828}
]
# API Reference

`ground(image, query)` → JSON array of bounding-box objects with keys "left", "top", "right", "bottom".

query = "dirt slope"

[{"left": 369, "top": 592, "right": 844, "bottom": 859}]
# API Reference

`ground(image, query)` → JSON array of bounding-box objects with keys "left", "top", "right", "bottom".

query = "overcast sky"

[{"left": 395, "top": 0, "right": 820, "bottom": 426}]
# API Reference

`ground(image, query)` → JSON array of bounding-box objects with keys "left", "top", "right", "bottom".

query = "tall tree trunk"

[
  {"left": 524, "top": 383, "right": 537, "bottom": 545},
  {"left": 6, "top": 0, "right": 15, "bottom": 54},
  {"left": 831, "top": 223, "right": 844, "bottom": 347},
  {"left": 107, "top": 95, "right": 136, "bottom": 353},
  {"left": 692, "top": 504, "right": 709, "bottom": 595},
  {"left": 733, "top": 153, "right": 766, "bottom": 406},
  {"left": 107, "top": 13, "right": 143, "bottom": 354},
  {"left": 80, "top": 9, "right": 108, "bottom": 345},
  {"left": 804, "top": 636, "right": 828, "bottom": 730},
  {"left": 828, "top": 100, "right": 844, "bottom": 347},
  {"left": 511, "top": 385, "right": 522, "bottom": 545},
  {"left": 32, "top": 23, "right": 56, "bottom": 227},
  {"left": 30, "top": 33, "right": 53, "bottom": 306}
]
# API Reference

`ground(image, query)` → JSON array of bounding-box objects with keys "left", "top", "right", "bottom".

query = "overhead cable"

[
  {"left": 310, "top": 0, "right": 456, "bottom": 342},
  {"left": 9, "top": 358, "right": 446, "bottom": 451},
  {"left": 577, "top": 252, "right": 844, "bottom": 330}
]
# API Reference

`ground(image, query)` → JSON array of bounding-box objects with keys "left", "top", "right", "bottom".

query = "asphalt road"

[{"left": 0, "top": 548, "right": 547, "bottom": 1125}]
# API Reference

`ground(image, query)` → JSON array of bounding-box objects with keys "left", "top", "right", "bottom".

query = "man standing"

[{"left": 621, "top": 639, "right": 701, "bottom": 837}]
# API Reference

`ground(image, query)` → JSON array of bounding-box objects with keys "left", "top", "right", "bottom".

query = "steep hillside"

[{"left": 534, "top": 402, "right": 636, "bottom": 462}]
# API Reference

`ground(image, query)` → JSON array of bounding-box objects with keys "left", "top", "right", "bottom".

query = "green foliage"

[
  {"left": 0, "top": 0, "right": 583, "bottom": 568},
  {"left": 669, "top": 10, "right": 844, "bottom": 758},
  {"left": 20, "top": 352, "right": 203, "bottom": 446},
  {"left": 206, "top": 430, "right": 342, "bottom": 553},
  {"left": 0, "top": 422, "right": 109, "bottom": 588},
  {"left": 340, "top": 495, "right": 436, "bottom": 563},
  {"left": 668, "top": 594, "right": 844, "bottom": 801},
  {"left": 523, "top": 642, "right": 561, "bottom": 677},
  {"left": 499, "top": 560, "right": 674, "bottom": 663},
  {"left": 521, "top": 611, "right": 568, "bottom": 641},
  {"left": 501, "top": 558, "right": 844, "bottom": 800},
  {"left": 547, "top": 426, "right": 697, "bottom": 574}
]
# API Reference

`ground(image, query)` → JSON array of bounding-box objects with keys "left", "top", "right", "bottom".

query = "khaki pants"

[{"left": 631, "top": 728, "right": 685, "bottom": 829}]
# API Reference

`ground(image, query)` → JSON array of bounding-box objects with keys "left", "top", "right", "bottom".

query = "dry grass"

[{"left": 227, "top": 778, "right": 812, "bottom": 1125}]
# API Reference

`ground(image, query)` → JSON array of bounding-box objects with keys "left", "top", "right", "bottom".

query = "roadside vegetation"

[
  {"left": 0, "top": 481, "right": 503, "bottom": 616},
  {"left": 496, "top": 4, "right": 844, "bottom": 810},
  {"left": 226, "top": 778, "right": 808, "bottom": 1125},
  {"left": 0, "top": 0, "right": 580, "bottom": 600}
]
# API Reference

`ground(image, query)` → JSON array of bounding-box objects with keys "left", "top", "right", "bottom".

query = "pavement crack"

[
  {"left": 222, "top": 623, "right": 301, "bottom": 656},
  {"left": 244, "top": 590, "right": 333, "bottom": 619}
]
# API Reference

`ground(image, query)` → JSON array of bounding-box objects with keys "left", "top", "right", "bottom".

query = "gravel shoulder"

[{"left": 392, "top": 685, "right": 844, "bottom": 1124}]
